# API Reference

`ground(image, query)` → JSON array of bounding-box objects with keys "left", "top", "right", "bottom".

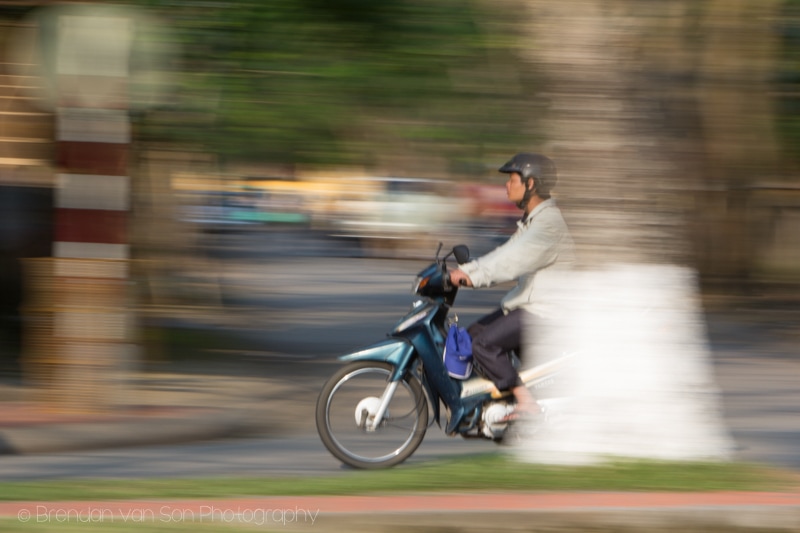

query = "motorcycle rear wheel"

[{"left": 316, "top": 361, "right": 428, "bottom": 469}]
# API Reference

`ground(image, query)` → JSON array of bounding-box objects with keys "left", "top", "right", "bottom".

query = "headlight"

[{"left": 411, "top": 275, "right": 430, "bottom": 294}]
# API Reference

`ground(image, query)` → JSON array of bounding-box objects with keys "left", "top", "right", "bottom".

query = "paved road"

[
  {"left": 1, "top": 228, "right": 797, "bottom": 479},
  {"left": 0, "top": 430, "right": 500, "bottom": 480},
  {"left": 3, "top": 342, "right": 795, "bottom": 481},
  {"left": 169, "top": 227, "right": 800, "bottom": 474}
]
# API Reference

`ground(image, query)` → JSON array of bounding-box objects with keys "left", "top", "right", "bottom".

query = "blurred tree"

[
  {"left": 522, "top": 0, "right": 787, "bottom": 287},
  {"left": 128, "top": 0, "right": 539, "bottom": 176},
  {"left": 777, "top": 0, "right": 800, "bottom": 168},
  {"left": 687, "top": 1, "right": 782, "bottom": 287}
]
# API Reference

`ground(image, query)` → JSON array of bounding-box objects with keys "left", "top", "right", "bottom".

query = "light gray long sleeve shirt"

[{"left": 460, "top": 198, "right": 575, "bottom": 317}]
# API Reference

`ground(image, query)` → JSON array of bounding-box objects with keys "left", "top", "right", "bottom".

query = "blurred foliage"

[
  {"left": 119, "top": 0, "right": 800, "bottom": 175},
  {"left": 124, "top": 0, "right": 537, "bottom": 173},
  {"left": 777, "top": 0, "right": 800, "bottom": 165}
]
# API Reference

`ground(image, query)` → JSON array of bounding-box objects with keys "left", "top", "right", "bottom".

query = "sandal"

[{"left": 498, "top": 403, "right": 544, "bottom": 424}]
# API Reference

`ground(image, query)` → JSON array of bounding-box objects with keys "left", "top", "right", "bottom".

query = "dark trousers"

[{"left": 467, "top": 308, "right": 527, "bottom": 391}]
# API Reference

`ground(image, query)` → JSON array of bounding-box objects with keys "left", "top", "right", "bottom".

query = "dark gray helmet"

[{"left": 499, "top": 153, "right": 558, "bottom": 197}]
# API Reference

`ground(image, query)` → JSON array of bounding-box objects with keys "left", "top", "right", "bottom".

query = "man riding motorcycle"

[{"left": 449, "top": 153, "right": 576, "bottom": 420}]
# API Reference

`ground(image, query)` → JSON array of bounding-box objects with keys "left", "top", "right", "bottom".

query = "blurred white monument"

[
  {"left": 517, "top": 265, "right": 733, "bottom": 464},
  {"left": 512, "top": 0, "right": 736, "bottom": 463}
]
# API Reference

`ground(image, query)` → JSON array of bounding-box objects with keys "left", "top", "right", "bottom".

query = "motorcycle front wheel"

[{"left": 316, "top": 361, "right": 428, "bottom": 469}]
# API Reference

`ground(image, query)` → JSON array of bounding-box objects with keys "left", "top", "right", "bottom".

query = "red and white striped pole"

[{"left": 31, "top": 12, "right": 135, "bottom": 412}]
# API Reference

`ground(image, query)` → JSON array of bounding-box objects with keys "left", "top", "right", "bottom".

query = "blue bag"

[{"left": 443, "top": 324, "right": 473, "bottom": 379}]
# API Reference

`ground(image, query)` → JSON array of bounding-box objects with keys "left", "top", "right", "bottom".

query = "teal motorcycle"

[{"left": 315, "top": 244, "right": 573, "bottom": 469}]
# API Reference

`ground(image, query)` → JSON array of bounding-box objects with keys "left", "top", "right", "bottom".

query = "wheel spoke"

[{"left": 317, "top": 362, "right": 428, "bottom": 469}]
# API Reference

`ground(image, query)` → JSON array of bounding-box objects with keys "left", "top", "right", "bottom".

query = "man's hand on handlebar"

[{"left": 449, "top": 269, "right": 473, "bottom": 288}]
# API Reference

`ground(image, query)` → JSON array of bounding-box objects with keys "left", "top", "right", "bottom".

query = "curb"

[{"left": 0, "top": 408, "right": 249, "bottom": 455}]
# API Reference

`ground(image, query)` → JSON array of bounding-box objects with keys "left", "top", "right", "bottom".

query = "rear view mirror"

[{"left": 453, "top": 245, "right": 471, "bottom": 265}]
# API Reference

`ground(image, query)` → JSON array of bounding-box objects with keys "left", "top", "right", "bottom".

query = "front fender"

[
  {"left": 340, "top": 337, "right": 440, "bottom": 429},
  {"left": 339, "top": 338, "right": 415, "bottom": 381}
]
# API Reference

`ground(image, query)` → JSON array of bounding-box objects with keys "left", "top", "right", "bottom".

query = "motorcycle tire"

[{"left": 316, "top": 361, "right": 428, "bottom": 469}]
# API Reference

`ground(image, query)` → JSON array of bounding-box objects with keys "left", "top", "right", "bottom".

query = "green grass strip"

[{"left": 0, "top": 454, "right": 793, "bottom": 502}]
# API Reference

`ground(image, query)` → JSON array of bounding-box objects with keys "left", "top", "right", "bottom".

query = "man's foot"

[
  {"left": 498, "top": 401, "right": 544, "bottom": 423},
  {"left": 495, "top": 385, "right": 543, "bottom": 423}
]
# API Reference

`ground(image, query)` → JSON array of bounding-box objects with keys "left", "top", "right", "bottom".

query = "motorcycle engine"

[{"left": 481, "top": 402, "right": 515, "bottom": 439}]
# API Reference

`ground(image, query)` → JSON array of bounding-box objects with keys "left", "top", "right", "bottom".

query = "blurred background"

[{"left": 0, "top": 0, "right": 798, "bottom": 408}]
